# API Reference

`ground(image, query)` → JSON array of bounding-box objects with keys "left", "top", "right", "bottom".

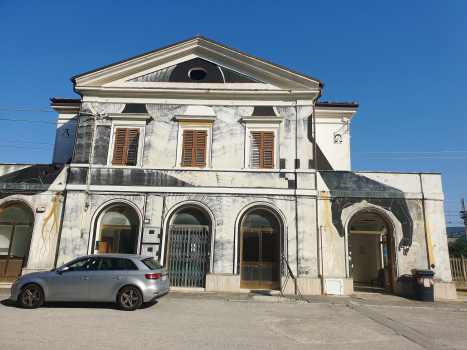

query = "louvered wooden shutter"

[
  {"left": 262, "top": 132, "right": 274, "bottom": 168},
  {"left": 112, "top": 128, "right": 128, "bottom": 165},
  {"left": 182, "top": 130, "right": 207, "bottom": 167},
  {"left": 182, "top": 130, "right": 194, "bottom": 166},
  {"left": 251, "top": 132, "right": 261, "bottom": 168},
  {"left": 250, "top": 131, "right": 274, "bottom": 169},
  {"left": 125, "top": 129, "right": 140, "bottom": 166},
  {"left": 112, "top": 128, "right": 140, "bottom": 166},
  {"left": 195, "top": 131, "right": 207, "bottom": 167}
]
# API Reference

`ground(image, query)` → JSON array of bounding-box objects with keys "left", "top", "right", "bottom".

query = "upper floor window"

[
  {"left": 111, "top": 128, "right": 140, "bottom": 166},
  {"left": 242, "top": 116, "right": 283, "bottom": 170},
  {"left": 175, "top": 111, "right": 216, "bottom": 168},
  {"left": 250, "top": 131, "right": 274, "bottom": 169},
  {"left": 181, "top": 130, "right": 207, "bottom": 167}
]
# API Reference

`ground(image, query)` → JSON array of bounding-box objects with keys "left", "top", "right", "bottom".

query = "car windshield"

[{"left": 141, "top": 258, "right": 163, "bottom": 270}]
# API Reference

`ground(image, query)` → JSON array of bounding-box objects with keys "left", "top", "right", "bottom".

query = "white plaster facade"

[{"left": 0, "top": 36, "right": 455, "bottom": 299}]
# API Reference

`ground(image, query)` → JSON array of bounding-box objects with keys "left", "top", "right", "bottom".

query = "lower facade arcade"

[
  {"left": 48, "top": 188, "right": 455, "bottom": 299},
  {"left": 0, "top": 170, "right": 456, "bottom": 299}
]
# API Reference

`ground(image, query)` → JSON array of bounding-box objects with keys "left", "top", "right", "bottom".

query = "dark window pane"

[
  {"left": 0, "top": 226, "right": 13, "bottom": 255},
  {"left": 242, "top": 266, "right": 259, "bottom": 281},
  {"left": 118, "top": 229, "right": 137, "bottom": 254},
  {"left": 125, "top": 259, "right": 139, "bottom": 270},
  {"left": 173, "top": 209, "right": 208, "bottom": 225},
  {"left": 0, "top": 204, "right": 33, "bottom": 223},
  {"left": 242, "top": 231, "right": 259, "bottom": 262},
  {"left": 261, "top": 266, "right": 279, "bottom": 282},
  {"left": 101, "top": 206, "right": 138, "bottom": 226},
  {"left": 242, "top": 210, "right": 278, "bottom": 229},
  {"left": 261, "top": 231, "right": 279, "bottom": 263}
]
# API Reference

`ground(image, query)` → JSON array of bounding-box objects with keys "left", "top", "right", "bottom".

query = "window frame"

[
  {"left": 250, "top": 131, "right": 275, "bottom": 169},
  {"left": 181, "top": 129, "right": 208, "bottom": 168},
  {"left": 243, "top": 117, "right": 283, "bottom": 170},
  {"left": 106, "top": 120, "right": 145, "bottom": 167},
  {"left": 176, "top": 121, "right": 214, "bottom": 169}
]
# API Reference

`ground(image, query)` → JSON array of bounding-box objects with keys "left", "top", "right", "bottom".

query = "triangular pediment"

[
  {"left": 72, "top": 36, "right": 323, "bottom": 90},
  {"left": 126, "top": 58, "right": 263, "bottom": 84}
]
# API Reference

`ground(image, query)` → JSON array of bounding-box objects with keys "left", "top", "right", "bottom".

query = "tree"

[{"left": 448, "top": 242, "right": 467, "bottom": 258}]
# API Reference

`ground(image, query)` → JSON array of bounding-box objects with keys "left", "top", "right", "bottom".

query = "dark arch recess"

[
  {"left": 347, "top": 209, "right": 397, "bottom": 280},
  {"left": 235, "top": 206, "right": 284, "bottom": 275},
  {"left": 163, "top": 204, "right": 213, "bottom": 269},
  {"left": 91, "top": 202, "right": 140, "bottom": 253}
]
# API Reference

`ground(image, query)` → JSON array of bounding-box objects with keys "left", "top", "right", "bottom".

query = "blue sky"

[{"left": 0, "top": 1, "right": 466, "bottom": 225}]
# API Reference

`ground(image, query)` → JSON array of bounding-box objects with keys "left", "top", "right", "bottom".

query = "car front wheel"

[
  {"left": 19, "top": 284, "right": 44, "bottom": 309},
  {"left": 117, "top": 286, "right": 142, "bottom": 311}
]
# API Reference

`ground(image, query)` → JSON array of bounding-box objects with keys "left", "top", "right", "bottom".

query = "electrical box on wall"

[
  {"left": 142, "top": 227, "right": 161, "bottom": 244},
  {"left": 324, "top": 278, "right": 344, "bottom": 295},
  {"left": 141, "top": 244, "right": 159, "bottom": 259}
]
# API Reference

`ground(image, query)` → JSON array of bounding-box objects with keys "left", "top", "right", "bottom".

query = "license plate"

[{"left": 162, "top": 275, "right": 168, "bottom": 281}]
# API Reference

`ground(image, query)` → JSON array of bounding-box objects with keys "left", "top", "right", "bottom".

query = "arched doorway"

[
  {"left": 0, "top": 203, "right": 34, "bottom": 277},
  {"left": 240, "top": 209, "right": 281, "bottom": 290},
  {"left": 348, "top": 211, "right": 395, "bottom": 293},
  {"left": 166, "top": 208, "right": 210, "bottom": 288},
  {"left": 95, "top": 206, "right": 139, "bottom": 254}
]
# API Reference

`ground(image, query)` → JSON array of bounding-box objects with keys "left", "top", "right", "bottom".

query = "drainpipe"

[
  {"left": 53, "top": 190, "right": 67, "bottom": 268},
  {"left": 319, "top": 225, "right": 324, "bottom": 294},
  {"left": 312, "top": 101, "right": 323, "bottom": 293},
  {"left": 77, "top": 105, "right": 98, "bottom": 255},
  {"left": 419, "top": 173, "right": 431, "bottom": 269},
  {"left": 294, "top": 104, "right": 299, "bottom": 287}
]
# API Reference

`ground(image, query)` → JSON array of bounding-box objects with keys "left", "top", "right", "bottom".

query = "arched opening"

[
  {"left": 240, "top": 209, "right": 281, "bottom": 290},
  {"left": 166, "top": 208, "right": 211, "bottom": 288},
  {"left": 95, "top": 205, "right": 139, "bottom": 254},
  {"left": 348, "top": 211, "right": 395, "bottom": 293},
  {"left": 0, "top": 203, "right": 34, "bottom": 277}
]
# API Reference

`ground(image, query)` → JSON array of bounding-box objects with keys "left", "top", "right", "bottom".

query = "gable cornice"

[{"left": 72, "top": 36, "right": 324, "bottom": 90}]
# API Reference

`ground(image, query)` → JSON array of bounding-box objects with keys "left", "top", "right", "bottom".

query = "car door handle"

[
  {"left": 81, "top": 277, "right": 89, "bottom": 280},
  {"left": 113, "top": 276, "right": 122, "bottom": 280}
]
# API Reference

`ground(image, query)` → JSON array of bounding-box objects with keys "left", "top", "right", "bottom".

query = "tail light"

[{"left": 145, "top": 273, "right": 162, "bottom": 280}]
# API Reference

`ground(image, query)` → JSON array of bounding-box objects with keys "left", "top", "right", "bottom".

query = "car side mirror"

[{"left": 58, "top": 266, "right": 69, "bottom": 275}]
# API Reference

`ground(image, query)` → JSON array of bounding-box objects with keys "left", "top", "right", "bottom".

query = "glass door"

[{"left": 241, "top": 229, "right": 280, "bottom": 290}]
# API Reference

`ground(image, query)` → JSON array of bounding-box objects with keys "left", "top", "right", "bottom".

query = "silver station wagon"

[{"left": 10, "top": 254, "right": 170, "bottom": 311}]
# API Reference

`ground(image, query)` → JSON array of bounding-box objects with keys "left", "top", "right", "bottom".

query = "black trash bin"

[{"left": 412, "top": 269, "right": 435, "bottom": 302}]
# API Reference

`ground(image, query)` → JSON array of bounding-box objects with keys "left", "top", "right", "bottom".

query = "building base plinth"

[
  {"left": 434, "top": 281, "right": 457, "bottom": 300},
  {"left": 205, "top": 274, "right": 240, "bottom": 293}
]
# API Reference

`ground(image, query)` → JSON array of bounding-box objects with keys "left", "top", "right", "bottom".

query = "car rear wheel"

[
  {"left": 117, "top": 286, "right": 142, "bottom": 311},
  {"left": 19, "top": 284, "right": 44, "bottom": 309}
]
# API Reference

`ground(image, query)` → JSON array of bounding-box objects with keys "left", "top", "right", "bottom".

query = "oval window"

[{"left": 188, "top": 67, "right": 207, "bottom": 81}]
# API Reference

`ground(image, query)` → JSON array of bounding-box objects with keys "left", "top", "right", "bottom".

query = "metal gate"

[{"left": 166, "top": 225, "right": 209, "bottom": 287}]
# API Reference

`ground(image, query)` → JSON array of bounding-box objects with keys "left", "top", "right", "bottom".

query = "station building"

[{"left": 0, "top": 36, "right": 456, "bottom": 299}]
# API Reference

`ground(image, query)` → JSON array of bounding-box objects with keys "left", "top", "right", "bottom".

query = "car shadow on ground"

[{"left": 0, "top": 298, "right": 158, "bottom": 310}]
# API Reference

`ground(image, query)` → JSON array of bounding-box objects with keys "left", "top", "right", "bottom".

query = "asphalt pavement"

[{"left": 1, "top": 288, "right": 466, "bottom": 350}]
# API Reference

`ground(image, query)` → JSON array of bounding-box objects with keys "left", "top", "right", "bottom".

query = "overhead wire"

[
  {"left": 352, "top": 151, "right": 467, "bottom": 154},
  {"left": 352, "top": 156, "right": 467, "bottom": 159},
  {"left": 0, "top": 139, "right": 54, "bottom": 145},
  {"left": 0, "top": 118, "right": 57, "bottom": 124},
  {"left": 0, "top": 108, "right": 55, "bottom": 112},
  {"left": 0, "top": 145, "right": 53, "bottom": 150}
]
